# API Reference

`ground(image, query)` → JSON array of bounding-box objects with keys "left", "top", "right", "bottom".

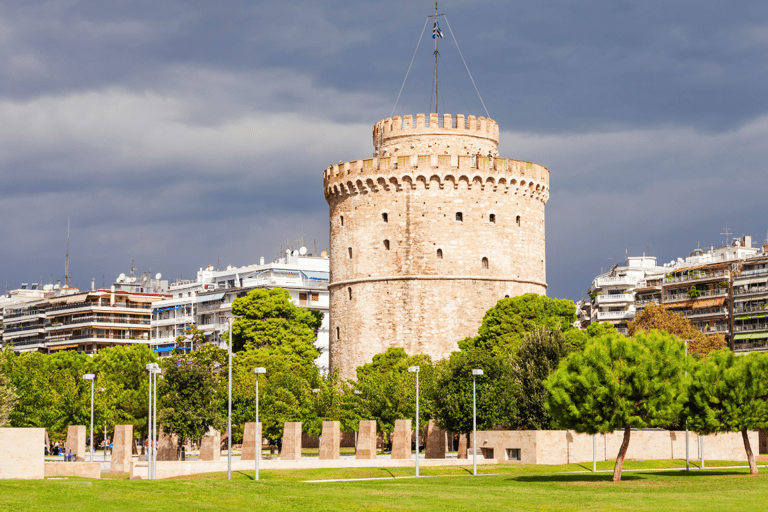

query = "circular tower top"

[{"left": 373, "top": 113, "right": 499, "bottom": 158}]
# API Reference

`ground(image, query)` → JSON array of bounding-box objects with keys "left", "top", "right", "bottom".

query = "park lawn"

[{"left": 1, "top": 461, "right": 767, "bottom": 511}]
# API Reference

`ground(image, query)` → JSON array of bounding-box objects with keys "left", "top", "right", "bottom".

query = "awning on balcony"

[
  {"left": 154, "top": 345, "right": 175, "bottom": 353},
  {"left": 196, "top": 293, "right": 225, "bottom": 303},
  {"left": 734, "top": 332, "right": 768, "bottom": 341},
  {"left": 662, "top": 297, "right": 726, "bottom": 310},
  {"left": 301, "top": 271, "right": 329, "bottom": 281}
]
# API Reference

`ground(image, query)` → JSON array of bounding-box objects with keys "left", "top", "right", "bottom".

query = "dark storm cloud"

[{"left": 1, "top": 0, "right": 768, "bottom": 303}]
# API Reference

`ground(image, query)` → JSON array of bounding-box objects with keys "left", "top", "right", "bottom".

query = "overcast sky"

[{"left": 2, "top": 0, "right": 767, "bottom": 302}]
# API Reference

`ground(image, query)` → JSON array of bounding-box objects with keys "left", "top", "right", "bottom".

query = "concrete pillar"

[
  {"left": 199, "top": 430, "right": 221, "bottom": 461},
  {"left": 241, "top": 422, "right": 262, "bottom": 461},
  {"left": 280, "top": 422, "right": 302, "bottom": 461},
  {"left": 319, "top": 421, "right": 341, "bottom": 460},
  {"left": 66, "top": 425, "right": 86, "bottom": 462},
  {"left": 110, "top": 425, "right": 133, "bottom": 473},
  {"left": 425, "top": 419, "right": 446, "bottom": 459},
  {"left": 356, "top": 420, "right": 377, "bottom": 460},
  {"left": 0, "top": 428, "right": 46, "bottom": 479},
  {"left": 390, "top": 419, "right": 412, "bottom": 460}
]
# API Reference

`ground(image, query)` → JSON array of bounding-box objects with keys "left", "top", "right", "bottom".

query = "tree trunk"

[
  {"left": 742, "top": 428, "right": 758, "bottom": 475},
  {"left": 612, "top": 424, "right": 631, "bottom": 482}
]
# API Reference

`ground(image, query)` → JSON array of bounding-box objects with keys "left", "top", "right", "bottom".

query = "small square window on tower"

[
  {"left": 456, "top": 212, "right": 463, "bottom": 221},
  {"left": 489, "top": 213, "right": 496, "bottom": 223},
  {"left": 382, "top": 212, "right": 388, "bottom": 223}
]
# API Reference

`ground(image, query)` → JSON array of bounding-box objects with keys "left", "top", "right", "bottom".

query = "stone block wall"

[
  {"left": 0, "top": 428, "right": 45, "bottom": 479},
  {"left": 111, "top": 425, "right": 133, "bottom": 473},
  {"left": 356, "top": 420, "right": 377, "bottom": 460},
  {"left": 319, "top": 421, "right": 340, "bottom": 460},
  {"left": 281, "top": 422, "right": 302, "bottom": 461},
  {"left": 241, "top": 422, "right": 262, "bottom": 461},
  {"left": 66, "top": 425, "right": 86, "bottom": 462},
  {"left": 199, "top": 430, "right": 221, "bottom": 462}
]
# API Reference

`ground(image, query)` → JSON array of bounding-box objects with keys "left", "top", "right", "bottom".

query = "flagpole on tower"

[{"left": 430, "top": 2, "right": 443, "bottom": 115}]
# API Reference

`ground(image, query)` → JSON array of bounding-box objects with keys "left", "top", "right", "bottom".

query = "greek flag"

[{"left": 433, "top": 21, "right": 444, "bottom": 39}]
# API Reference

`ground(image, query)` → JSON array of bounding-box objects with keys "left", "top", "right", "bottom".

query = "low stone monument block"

[
  {"left": 356, "top": 420, "right": 377, "bottom": 460},
  {"left": 281, "top": 422, "right": 302, "bottom": 461},
  {"left": 319, "top": 421, "right": 340, "bottom": 460},
  {"left": 66, "top": 425, "right": 87, "bottom": 462},
  {"left": 457, "top": 433, "right": 468, "bottom": 459},
  {"left": 0, "top": 428, "right": 45, "bottom": 479},
  {"left": 157, "top": 429, "right": 181, "bottom": 461},
  {"left": 241, "top": 422, "right": 262, "bottom": 461},
  {"left": 111, "top": 425, "right": 134, "bottom": 473},
  {"left": 45, "top": 462, "right": 101, "bottom": 479},
  {"left": 390, "top": 419, "right": 412, "bottom": 460},
  {"left": 199, "top": 430, "right": 221, "bottom": 462},
  {"left": 425, "top": 420, "right": 446, "bottom": 459}
]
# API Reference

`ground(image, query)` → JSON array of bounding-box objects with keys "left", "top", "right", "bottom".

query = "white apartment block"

[{"left": 150, "top": 249, "right": 330, "bottom": 372}]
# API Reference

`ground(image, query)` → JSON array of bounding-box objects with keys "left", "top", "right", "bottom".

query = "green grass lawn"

[{"left": 2, "top": 460, "right": 767, "bottom": 511}]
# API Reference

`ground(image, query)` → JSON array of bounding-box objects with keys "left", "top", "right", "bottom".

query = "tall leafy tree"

[
  {"left": 352, "top": 348, "right": 435, "bottom": 435},
  {"left": 686, "top": 349, "right": 768, "bottom": 475},
  {"left": 0, "top": 371, "right": 17, "bottom": 427},
  {"left": 545, "top": 330, "right": 687, "bottom": 481},
  {"left": 230, "top": 288, "right": 321, "bottom": 367},
  {"left": 511, "top": 327, "right": 571, "bottom": 430},
  {"left": 459, "top": 293, "right": 582, "bottom": 355},
  {"left": 431, "top": 349, "right": 517, "bottom": 437},
  {"left": 628, "top": 303, "right": 725, "bottom": 357}
]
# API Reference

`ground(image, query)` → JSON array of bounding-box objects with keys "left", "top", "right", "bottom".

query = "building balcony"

[
  {"left": 593, "top": 294, "right": 635, "bottom": 306},
  {"left": 663, "top": 269, "right": 728, "bottom": 285},
  {"left": 2, "top": 310, "right": 46, "bottom": 320},
  {"left": 734, "top": 286, "right": 768, "bottom": 297},
  {"left": 47, "top": 301, "right": 152, "bottom": 314},
  {"left": 46, "top": 333, "right": 150, "bottom": 344},
  {"left": 663, "top": 288, "right": 728, "bottom": 302},
  {"left": 738, "top": 267, "right": 768, "bottom": 278},
  {"left": 2, "top": 324, "right": 45, "bottom": 334},
  {"left": 593, "top": 276, "right": 638, "bottom": 289},
  {"left": 152, "top": 316, "right": 195, "bottom": 327},
  {"left": 46, "top": 317, "right": 151, "bottom": 330},
  {"left": 733, "top": 323, "right": 768, "bottom": 334},
  {"left": 683, "top": 306, "right": 729, "bottom": 319},
  {"left": 596, "top": 311, "right": 635, "bottom": 321}
]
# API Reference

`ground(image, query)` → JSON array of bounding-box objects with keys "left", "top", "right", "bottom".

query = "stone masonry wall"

[{"left": 325, "top": 114, "right": 549, "bottom": 380}]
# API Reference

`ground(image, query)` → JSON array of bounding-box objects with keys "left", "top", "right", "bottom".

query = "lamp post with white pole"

[
  {"left": 82, "top": 374, "right": 95, "bottom": 463},
  {"left": 145, "top": 363, "right": 153, "bottom": 480},
  {"left": 471, "top": 369, "right": 483, "bottom": 476},
  {"left": 254, "top": 367, "right": 266, "bottom": 481},
  {"left": 227, "top": 316, "right": 234, "bottom": 481},
  {"left": 407, "top": 366, "right": 420, "bottom": 477}
]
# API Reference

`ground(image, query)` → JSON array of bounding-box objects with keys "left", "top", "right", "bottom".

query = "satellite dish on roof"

[
  {"left": 155, "top": 273, "right": 162, "bottom": 280},
  {"left": 44, "top": 284, "right": 53, "bottom": 291},
  {"left": 299, "top": 246, "right": 308, "bottom": 256},
  {"left": 118, "top": 273, "right": 126, "bottom": 282}
]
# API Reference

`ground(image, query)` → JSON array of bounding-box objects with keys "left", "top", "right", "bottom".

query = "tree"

[
  {"left": 158, "top": 354, "right": 223, "bottom": 444},
  {"left": 511, "top": 327, "right": 571, "bottom": 430},
  {"left": 353, "top": 348, "right": 435, "bottom": 435},
  {"left": 230, "top": 288, "right": 321, "bottom": 367},
  {"left": 459, "top": 293, "right": 581, "bottom": 355},
  {"left": 628, "top": 303, "right": 725, "bottom": 357},
  {"left": 544, "top": 330, "right": 687, "bottom": 481},
  {"left": 175, "top": 325, "right": 207, "bottom": 352},
  {"left": 0, "top": 371, "right": 17, "bottom": 427},
  {"left": 686, "top": 349, "right": 768, "bottom": 475},
  {"left": 431, "top": 349, "right": 517, "bottom": 437}
]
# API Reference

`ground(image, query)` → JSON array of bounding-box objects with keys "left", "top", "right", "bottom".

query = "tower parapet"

[{"left": 373, "top": 113, "right": 499, "bottom": 157}]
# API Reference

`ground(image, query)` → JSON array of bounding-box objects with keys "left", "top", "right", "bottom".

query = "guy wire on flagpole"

[
  {"left": 443, "top": 15, "right": 490, "bottom": 118},
  {"left": 390, "top": 17, "right": 429, "bottom": 118}
]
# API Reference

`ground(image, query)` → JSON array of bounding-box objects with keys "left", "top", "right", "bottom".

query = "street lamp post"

[
  {"left": 145, "top": 363, "right": 153, "bottom": 480},
  {"left": 254, "top": 367, "right": 266, "bottom": 481},
  {"left": 407, "top": 366, "right": 420, "bottom": 477},
  {"left": 82, "top": 374, "right": 95, "bottom": 463},
  {"left": 471, "top": 369, "right": 483, "bottom": 476},
  {"left": 145, "top": 363, "right": 160, "bottom": 480},
  {"left": 353, "top": 390, "right": 362, "bottom": 452}
]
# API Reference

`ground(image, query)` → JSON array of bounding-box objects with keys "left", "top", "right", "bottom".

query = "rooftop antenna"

[
  {"left": 64, "top": 218, "right": 70, "bottom": 288},
  {"left": 721, "top": 225, "right": 732, "bottom": 246},
  {"left": 429, "top": 2, "right": 444, "bottom": 114},
  {"left": 130, "top": 259, "right": 137, "bottom": 277}
]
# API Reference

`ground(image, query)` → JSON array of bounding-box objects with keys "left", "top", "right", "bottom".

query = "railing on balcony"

[
  {"left": 664, "top": 288, "right": 728, "bottom": 302},
  {"left": 594, "top": 294, "right": 634, "bottom": 305},
  {"left": 151, "top": 316, "right": 194, "bottom": 327},
  {"left": 697, "top": 324, "right": 729, "bottom": 334},
  {"left": 734, "top": 286, "right": 768, "bottom": 296},
  {"left": 594, "top": 276, "right": 638, "bottom": 288},
  {"left": 663, "top": 269, "right": 728, "bottom": 285},
  {"left": 2, "top": 309, "right": 46, "bottom": 320},
  {"left": 47, "top": 333, "right": 151, "bottom": 343},
  {"left": 48, "top": 301, "right": 152, "bottom": 313},
  {"left": 635, "top": 298, "right": 661, "bottom": 307},
  {"left": 739, "top": 267, "right": 768, "bottom": 278},
  {"left": 2, "top": 324, "right": 45, "bottom": 333},
  {"left": 733, "top": 304, "right": 768, "bottom": 314},
  {"left": 45, "top": 316, "right": 151, "bottom": 328},
  {"left": 596, "top": 311, "right": 634, "bottom": 320},
  {"left": 683, "top": 306, "right": 728, "bottom": 318},
  {"left": 733, "top": 323, "right": 768, "bottom": 333},
  {"left": 734, "top": 341, "right": 768, "bottom": 353}
]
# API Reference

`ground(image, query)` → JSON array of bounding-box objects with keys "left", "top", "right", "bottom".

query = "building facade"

[{"left": 324, "top": 113, "right": 550, "bottom": 379}]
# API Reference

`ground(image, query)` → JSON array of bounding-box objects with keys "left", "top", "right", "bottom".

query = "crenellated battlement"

[
  {"left": 323, "top": 155, "right": 549, "bottom": 203},
  {"left": 373, "top": 113, "right": 499, "bottom": 156}
]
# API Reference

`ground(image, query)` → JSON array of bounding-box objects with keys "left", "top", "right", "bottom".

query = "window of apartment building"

[
  {"left": 382, "top": 212, "right": 388, "bottom": 223},
  {"left": 489, "top": 213, "right": 496, "bottom": 223},
  {"left": 384, "top": 239, "right": 390, "bottom": 250},
  {"left": 482, "top": 257, "right": 489, "bottom": 269},
  {"left": 456, "top": 212, "right": 463, "bottom": 221},
  {"left": 311, "top": 293, "right": 319, "bottom": 302},
  {"left": 437, "top": 248, "right": 443, "bottom": 259},
  {"left": 299, "top": 292, "right": 308, "bottom": 305}
]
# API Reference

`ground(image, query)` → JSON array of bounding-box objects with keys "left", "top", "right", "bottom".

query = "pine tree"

[
  {"left": 686, "top": 349, "right": 768, "bottom": 475},
  {"left": 544, "top": 330, "right": 687, "bottom": 481}
]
